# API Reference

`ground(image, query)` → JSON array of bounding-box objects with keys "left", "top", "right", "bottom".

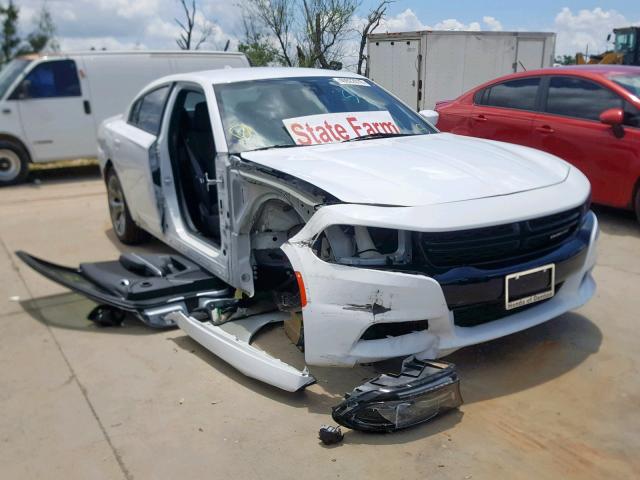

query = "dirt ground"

[{"left": 1, "top": 168, "right": 639, "bottom": 480}]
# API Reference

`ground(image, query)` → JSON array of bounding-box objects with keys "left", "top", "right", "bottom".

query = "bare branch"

[
  {"left": 357, "top": 0, "right": 392, "bottom": 75},
  {"left": 175, "top": 0, "right": 215, "bottom": 50}
]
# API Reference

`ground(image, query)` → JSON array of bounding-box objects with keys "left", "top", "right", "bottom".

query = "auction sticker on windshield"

[{"left": 282, "top": 111, "right": 400, "bottom": 145}]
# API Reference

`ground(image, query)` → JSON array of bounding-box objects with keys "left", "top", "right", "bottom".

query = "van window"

[
  {"left": 545, "top": 77, "right": 622, "bottom": 121},
  {"left": 481, "top": 77, "right": 540, "bottom": 111},
  {"left": 16, "top": 60, "right": 81, "bottom": 99},
  {"left": 129, "top": 86, "right": 170, "bottom": 135},
  {"left": 0, "top": 58, "right": 31, "bottom": 99}
]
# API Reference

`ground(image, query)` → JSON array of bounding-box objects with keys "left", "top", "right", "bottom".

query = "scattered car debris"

[
  {"left": 318, "top": 425, "right": 344, "bottom": 445},
  {"left": 332, "top": 358, "right": 462, "bottom": 432},
  {"left": 87, "top": 305, "right": 125, "bottom": 327}
]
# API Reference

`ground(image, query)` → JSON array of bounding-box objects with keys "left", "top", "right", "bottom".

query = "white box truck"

[
  {"left": 0, "top": 50, "right": 249, "bottom": 185},
  {"left": 367, "top": 30, "right": 556, "bottom": 110}
]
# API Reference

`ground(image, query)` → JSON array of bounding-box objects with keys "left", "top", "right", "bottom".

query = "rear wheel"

[
  {"left": 0, "top": 141, "right": 29, "bottom": 186},
  {"left": 106, "top": 168, "right": 149, "bottom": 245},
  {"left": 635, "top": 187, "right": 640, "bottom": 224}
]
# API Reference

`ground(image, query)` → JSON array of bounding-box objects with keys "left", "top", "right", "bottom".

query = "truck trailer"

[{"left": 367, "top": 30, "right": 556, "bottom": 110}]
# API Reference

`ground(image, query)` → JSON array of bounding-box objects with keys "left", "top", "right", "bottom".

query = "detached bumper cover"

[{"left": 332, "top": 358, "right": 462, "bottom": 432}]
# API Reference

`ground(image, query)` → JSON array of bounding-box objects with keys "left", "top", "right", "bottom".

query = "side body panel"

[{"left": 13, "top": 58, "right": 96, "bottom": 162}]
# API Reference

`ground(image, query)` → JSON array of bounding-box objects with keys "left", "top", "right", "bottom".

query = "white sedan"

[{"left": 19, "top": 67, "right": 597, "bottom": 432}]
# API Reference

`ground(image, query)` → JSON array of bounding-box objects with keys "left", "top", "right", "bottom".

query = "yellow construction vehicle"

[{"left": 576, "top": 27, "right": 640, "bottom": 66}]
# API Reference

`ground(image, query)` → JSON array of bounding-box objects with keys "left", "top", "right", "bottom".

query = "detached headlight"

[
  {"left": 332, "top": 359, "right": 462, "bottom": 432},
  {"left": 312, "top": 225, "right": 412, "bottom": 267}
]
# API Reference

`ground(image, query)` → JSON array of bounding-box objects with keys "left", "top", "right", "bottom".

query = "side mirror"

[
  {"left": 419, "top": 109, "right": 439, "bottom": 126},
  {"left": 600, "top": 107, "right": 625, "bottom": 138},
  {"left": 17, "top": 79, "right": 31, "bottom": 99},
  {"left": 599, "top": 107, "right": 623, "bottom": 126}
]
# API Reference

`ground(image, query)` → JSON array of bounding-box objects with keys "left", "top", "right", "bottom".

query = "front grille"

[{"left": 418, "top": 207, "right": 583, "bottom": 269}]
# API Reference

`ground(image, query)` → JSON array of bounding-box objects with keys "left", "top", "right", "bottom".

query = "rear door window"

[
  {"left": 479, "top": 77, "right": 541, "bottom": 111},
  {"left": 545, "top": 77, "right": 622, "bottom": 121},
  {"left": 13, "top": 59, "right": 81, "bottom": 99},
  {"left": 129, "top": 86, "right": 171, "bottom": 135}
]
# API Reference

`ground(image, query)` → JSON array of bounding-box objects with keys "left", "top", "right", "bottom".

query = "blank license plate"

[{"left": 505, "top": 264, "right": 555, "bottom": 310}]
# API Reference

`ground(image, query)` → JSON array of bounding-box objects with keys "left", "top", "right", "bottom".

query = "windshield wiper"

[
  {"left": 341, "top": 132, "right": 417, "bottom": 143},
  {"left": 248, "top": 144, "right": 303, "bottom": 152}
]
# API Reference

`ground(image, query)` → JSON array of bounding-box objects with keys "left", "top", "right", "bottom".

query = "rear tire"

[
  {"left": 106, "top": 168, "right": 149, "bottom": 245},
  {"left": 0, "top": 140, "right": 29, "bottom": 186}
]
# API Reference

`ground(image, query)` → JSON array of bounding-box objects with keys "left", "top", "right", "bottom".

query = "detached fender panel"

[{"left": 168, "top": 311, "right": 316, "bottom": 392}]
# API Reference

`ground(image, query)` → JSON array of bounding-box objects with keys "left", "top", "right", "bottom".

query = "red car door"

[
  {"left": 469, "top": 76, "right": 541, "bottom": 146},
  {"left": 530, "top": 76, "right": 639, "bottom": 208}
]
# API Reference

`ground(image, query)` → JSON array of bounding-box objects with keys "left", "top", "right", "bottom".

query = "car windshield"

[
  {"left": 214, "top": 76, "right": 436, "bottom": 154},
  {"left": 611, "top": 73, "right": 640, "bottom": 97},
  {"left": 0, "top": 58, "right": 31, "bottom": 99}
]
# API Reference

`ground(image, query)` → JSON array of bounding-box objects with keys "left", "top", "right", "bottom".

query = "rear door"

[
  {"left": 469, "top": 76, "right": 541, "bottom": 145},
  {"left": 530, "top": 76, "right": 638, "bottom": 207},
  {"left": 12, "top": 59, "right": 96, "bottom": 162},
  {"left": 110, "top": 85, "right": 172, "bottom": 235},
  {"left": 368, "top": 38, "right": 421, "bottom": 109},
  {"left": 516, "top": 38, "right": 545, "bottom": 72}
]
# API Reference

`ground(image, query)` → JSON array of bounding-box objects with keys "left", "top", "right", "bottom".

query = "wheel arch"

[{"left": 0, "top": 133, "right": 33, "bottom": 163}]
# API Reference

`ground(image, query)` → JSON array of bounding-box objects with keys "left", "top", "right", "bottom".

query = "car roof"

[
  {"left": 496, "top": 64, "right": 640, "bottom": 81},
  {"left": 147, "top": 67, "right": 363, "bottom": 89}
]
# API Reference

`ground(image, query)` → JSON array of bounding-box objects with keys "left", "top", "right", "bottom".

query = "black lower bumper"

[{"left": 332, "top": 359, "right": 462, "bottom": 432}]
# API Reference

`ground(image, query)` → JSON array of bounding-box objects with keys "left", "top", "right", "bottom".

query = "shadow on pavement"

[
  {"left": 593, "top": 205, "right": 640, "bottom": 239},
  {"left": 28, "top": 163, "right": 101, "bottom": 184},
  {"left": 19, "top": 292, "right": 164, "bottom": 336}
]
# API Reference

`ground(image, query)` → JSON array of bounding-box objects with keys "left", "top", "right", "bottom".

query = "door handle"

[
  {"left": 535, "top": 125, "right": 555, "bottom": 134},
  {"left": 472, "top": 114, "right": 487, "bottom": 122},
  {"left": 83, "top": 100, "right": 91, "bottom": 114},
  {"left": 113, "top": 138, "right": 121, "bottom": 149}
]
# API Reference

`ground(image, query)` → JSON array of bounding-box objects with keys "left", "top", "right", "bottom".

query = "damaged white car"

[{"left": 19, "top": 68, "right": 598, "bottom": 432}]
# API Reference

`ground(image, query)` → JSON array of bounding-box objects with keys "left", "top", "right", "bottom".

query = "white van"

[{"left": 0, "top": 50, "right": 249, "bottom": 185}]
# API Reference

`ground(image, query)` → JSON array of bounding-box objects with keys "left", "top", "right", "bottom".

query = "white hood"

[{"left": 241, "top": 133, "right": 570, "bottom": 207}]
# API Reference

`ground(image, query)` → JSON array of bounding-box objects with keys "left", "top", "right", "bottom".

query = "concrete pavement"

[{"left": 1, "top": 169, "right": 638, "bottom": 479}]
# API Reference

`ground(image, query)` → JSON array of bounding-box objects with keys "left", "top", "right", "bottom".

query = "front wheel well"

[
  {"left": 0, "top": 134, "right": 32, "bottom": 163},
  {"left": 102, "top": 159, "right": 114, "bottom": 181}
]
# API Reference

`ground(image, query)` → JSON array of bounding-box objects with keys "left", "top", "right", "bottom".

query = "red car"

[{"left": 435, "top": 65, "right": 640, "bottom": 221}]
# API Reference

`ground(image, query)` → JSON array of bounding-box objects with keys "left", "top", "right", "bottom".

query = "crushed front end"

[{"left": 281, "top": 174, "right": 597, "bottom": 368}]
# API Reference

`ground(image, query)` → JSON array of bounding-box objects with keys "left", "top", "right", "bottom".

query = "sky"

[{"left": 13, "top": 0, "right": 640, "bottom": 62}]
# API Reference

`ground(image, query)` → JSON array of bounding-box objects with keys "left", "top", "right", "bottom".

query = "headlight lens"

[{"left": 332, "top": 359, "right": 463, "bottom": 432}]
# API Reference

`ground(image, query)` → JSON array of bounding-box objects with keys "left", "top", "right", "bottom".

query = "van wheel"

[
  {"left": 106, "top": 169, "right": 149, "bottom": 245},
  {"left": 0, "top": 141, "right": 29, "bottom": 186}
]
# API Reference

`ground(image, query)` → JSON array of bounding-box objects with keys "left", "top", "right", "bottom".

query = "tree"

[
  {"left": 241, "top": 0, "right": 295, "bottom": 66},
  {"left": 356, "top": 0, "right": 392, "bottom": 75},
  {"left": 0, "top": 0, "right": 20, "bottom": 64},
  {"left": 25, "top": 3, "right": 60, "bottom": 53},
  {"left": 299, "top": 0, "right": 358, "bottom": 68},
  {"left": 241, "top": 0, "right": 358, "bottom": 69},
  {"left": 175, "top": 0, "right": 213, "bottom": 50},
  {"left": 555, "top": 54, "right": 576, "bottom": 65},
  {"left": 238, "top": 17, "right": 277, "bottom": 66}
]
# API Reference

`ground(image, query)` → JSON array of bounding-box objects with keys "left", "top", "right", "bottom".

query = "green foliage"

[
  {"left": 0, "top": 0, "right": 20, "bottom": 63},
  {"left": 0, "top": 1, "right": 59, "bottom": 64},
  {"left": 238, "top": 38, "right": 278, "bottom": 66},
  {"left": 25, "top": 4, "right": 59, "bottom": 54},
  {"left": 555, "top": 55, "right": 576, "bottom": 65}
]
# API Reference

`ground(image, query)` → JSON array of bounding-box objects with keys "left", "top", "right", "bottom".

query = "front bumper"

[{"left": 282, "top": 207, "right": 598, "bottom": 367}]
